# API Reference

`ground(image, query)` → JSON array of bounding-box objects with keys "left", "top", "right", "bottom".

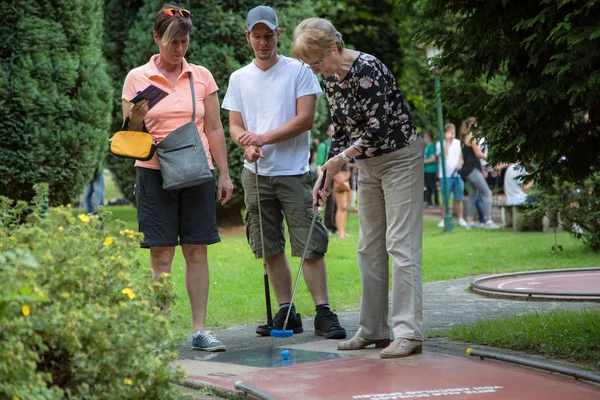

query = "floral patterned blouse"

[{"left": 324, "top": 53, "right": 420, "bottom": 159}]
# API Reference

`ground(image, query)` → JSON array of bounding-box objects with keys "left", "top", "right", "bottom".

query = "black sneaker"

[
  {"left": 314, "top": 308, "right": 347, "bottom": 339},
  {"left": 256, "top": 305, "right": 304, "bottom": 336}
]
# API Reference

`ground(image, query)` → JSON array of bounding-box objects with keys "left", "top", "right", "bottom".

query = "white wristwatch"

[{"left": 341, "top": 150, "right": 351, "bottom": 162}]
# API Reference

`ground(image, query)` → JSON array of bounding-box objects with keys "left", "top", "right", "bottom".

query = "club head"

[{"left": 270, "top": 329, "right": 293, "bottom": 338}]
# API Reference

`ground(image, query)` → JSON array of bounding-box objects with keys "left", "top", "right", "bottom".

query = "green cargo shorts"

[{"left": 241, "top": 168, "right": 328, "bottom": 259}]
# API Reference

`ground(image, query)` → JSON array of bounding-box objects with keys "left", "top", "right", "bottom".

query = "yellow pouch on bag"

[{"left": 109, "top": 131, "right": 157, "bottom": 161}]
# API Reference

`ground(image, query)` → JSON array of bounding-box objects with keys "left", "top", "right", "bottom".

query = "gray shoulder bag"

[{"left": 157, "top": 71, "right": 214, "bottom": 190}]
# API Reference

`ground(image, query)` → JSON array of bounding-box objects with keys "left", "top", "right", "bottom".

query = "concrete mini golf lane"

[{"left": 175, "top": 341, "right": 600, "bottom": 399}]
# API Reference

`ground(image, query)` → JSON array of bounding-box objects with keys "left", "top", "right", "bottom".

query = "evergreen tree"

[
  {"left": 412, "top": 0, "right": 600, "bottom": 186},
  {"left": 0, "top": 0, "right": 113, "bottom": 205},
  {"left": 102, "top": 0, "right": 146, "bottom": 207}
]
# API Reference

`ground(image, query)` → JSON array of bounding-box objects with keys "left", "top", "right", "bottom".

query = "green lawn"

[
  {"left": 436, "top": 309, "right": 600, "bottom": 366},
  {"left": 101, "top": 206, "right": 600, "bottom": 341},
  {"left": 103, "top": 169, "right": 124, "bottom": 203}
]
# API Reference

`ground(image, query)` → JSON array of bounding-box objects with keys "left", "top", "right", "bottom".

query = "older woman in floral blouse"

[{"left": 292, "top": 17, "right": 424, "bottom": 358}]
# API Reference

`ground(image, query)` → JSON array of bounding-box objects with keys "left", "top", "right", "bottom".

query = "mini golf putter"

[
  {"left": 271, "top": 170, "right": 327, "bottom": 339},
  {"left": 255, "top": 160, "right": 274, "bottom": 330}
]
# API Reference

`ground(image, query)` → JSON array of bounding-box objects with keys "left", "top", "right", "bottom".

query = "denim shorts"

[
  {"left": 439, "top": 176, "right": 465, "bottom": 201},
  {"left": 135, "top": 167, "right": 220, "bottom": 248},
  {"left": 241, "top": 168, "right": 328, "bottom": 259}
]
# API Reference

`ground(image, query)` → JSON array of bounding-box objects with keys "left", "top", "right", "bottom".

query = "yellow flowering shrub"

[{"left": 0, "top": 188, "right": 186, "bottom": 399}]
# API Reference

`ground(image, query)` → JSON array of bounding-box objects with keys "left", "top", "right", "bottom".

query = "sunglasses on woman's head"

[{"left": 163, "top": 8, "right": 190, "bottom": 18}]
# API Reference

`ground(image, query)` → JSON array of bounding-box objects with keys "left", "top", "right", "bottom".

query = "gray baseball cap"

[{"left": 247, "top": 5, "right": 278, "bottom": 31}]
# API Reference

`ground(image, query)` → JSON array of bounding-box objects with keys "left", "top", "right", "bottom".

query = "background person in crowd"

[
  {"left": 459, "top": 121, "right": 485, "bottom": 224},
  {"left": 223, "top": 6, "right": 346, "bottom": 340},
  {"left": 83, "top": 161, "right": 105, "bottom": 215},
  {"left": 317, "top": 124, "right": 338, "bottom": 234},
  {"left": 293, "top": 17, "right": 424, "bottom": 358},
  {"left": 423, "top": 131, "right": 439, "bottom": 208},
  {"left": 121, "top": 5, "right": 233, "bottom": 352},
  {"left": 333, "top": 161, "right": 352, "bottom": 238},
  {"left": 459, "top": 117, "right": 499, "bottom": 229},
  {"left": 436, "top": 123, "right": 466, "bottom": 227},
  {"left": 504, "top": 163, "right": 533, "bottom": 206}
]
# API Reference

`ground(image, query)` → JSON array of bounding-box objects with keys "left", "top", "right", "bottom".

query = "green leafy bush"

[
  {"left": 531, "top": 172, "right": 600, "bottom": 252},
  {"left": 0, "top": 188, "right": 187, "bottom": 399}
]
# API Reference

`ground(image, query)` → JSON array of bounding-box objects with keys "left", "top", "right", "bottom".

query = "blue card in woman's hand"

[{"left": 130, "top": 85, "right": 169, "bottom": 110}]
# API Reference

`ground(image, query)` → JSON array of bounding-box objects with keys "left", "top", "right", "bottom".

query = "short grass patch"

[
  {"left": 434, "top": 309, "right": 600, "bottom": 366},
  {"left": 99, "top": 207, "right": 600, "bottom": 343}
]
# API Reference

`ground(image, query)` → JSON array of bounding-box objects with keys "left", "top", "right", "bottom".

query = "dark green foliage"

[
  {"left": 0, "top": 0, "right": 113, "bottom": 206},
  {"left": 530, "top": 172, "right": 600, "bottom": 252},
  {"left": 103, "top": 0, "right": 320, "bottom": 224},
  {"left": 318, "top": 1, "right": 440, "bottom": 135},
  {"left": 413, "top": 0, "right": 600, "bottom": 187},
  {"left": 319, "top": 0, "right": 406, "bottom": 83}
]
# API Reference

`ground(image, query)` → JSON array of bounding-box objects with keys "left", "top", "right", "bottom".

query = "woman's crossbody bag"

[{"left": 157, "top": 71, "right": 213, "bottom": 190}]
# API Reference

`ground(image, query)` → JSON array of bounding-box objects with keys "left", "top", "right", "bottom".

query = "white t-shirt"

[
  {"left": 222, "top": 56, "right": 322, "bottom": 176},
  {"left": 478, "top": 138, "right": 488, "bottom": 168},
  {"left": 504, "top": 164, "right": 527, "bottom": 206},
  {"left": 435, "top": 138, "right": 462, "bottom": 178}
]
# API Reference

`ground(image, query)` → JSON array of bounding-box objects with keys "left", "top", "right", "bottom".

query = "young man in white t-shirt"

[
  {"left": 222, "top": 5, "right": 346, "bottom": 339},
  {"left": 435, "top": 123, "right": 467, "bottom": 227}
]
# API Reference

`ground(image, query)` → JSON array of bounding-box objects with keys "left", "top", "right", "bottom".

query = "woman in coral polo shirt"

[{"left": 121, "top": 5, "right": 232, "bottom": 352}]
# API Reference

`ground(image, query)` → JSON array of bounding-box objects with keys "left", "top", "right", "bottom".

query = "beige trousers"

[{"left": 355, "top": 137, "right": 424, "bottom": 341}]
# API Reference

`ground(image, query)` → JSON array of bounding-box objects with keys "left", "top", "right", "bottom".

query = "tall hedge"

[
  {"left": 0, "top": 0, "right": 113, "bottom": 206},
  {"left": 102, "top": 0, "right": 146, "bottom": 207},
  {"left": 104, "top": 0, "right": 322, "bottom": 225}
]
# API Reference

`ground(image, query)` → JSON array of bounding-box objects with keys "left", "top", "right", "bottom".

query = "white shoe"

[
  {"left": 466, "top": 222, "right": 482, "bottom": 229},
  {"left": 380, "top": 338, "right": 423, "bottom": 358},
  {"left": 457, "top": 218, "right": 467, "bottom": 227},
  {"left": 437, "top": 220, "right": 445, "bottom": 228},
  {"left": 485, "top": 221, "right": 500, "bottom": 229}
]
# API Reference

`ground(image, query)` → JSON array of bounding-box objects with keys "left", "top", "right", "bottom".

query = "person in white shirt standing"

[
  {"left": 435, "top": 123, "right": 467, "bottom": 227},
  {"left": 222, "top": 5, "right": 346, "bottom": 339},
  {"left": 504, "top": 164, "right": 532, "bottom": 206}
]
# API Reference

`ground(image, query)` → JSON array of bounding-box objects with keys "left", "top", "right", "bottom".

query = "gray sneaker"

[{"left": 192, "top": 330, "right": 226, "bottom": 352}]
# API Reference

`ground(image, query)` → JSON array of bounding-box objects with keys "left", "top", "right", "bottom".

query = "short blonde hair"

[
  {"left": 292, "top": 18, "right": 344, "bottom": 62},
  {"left": 154, "top": 5, "right": 193, "bottom": 47}
]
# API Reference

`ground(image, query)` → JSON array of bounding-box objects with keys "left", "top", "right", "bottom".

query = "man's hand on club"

[
  {"left": 244, "top": 145, "right": 264, "bottom": 163},
  {"left": 239, "top": 130, "right": 266, "bottom": 147}
]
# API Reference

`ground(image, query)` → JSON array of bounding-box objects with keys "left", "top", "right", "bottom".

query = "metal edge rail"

[
  {"left": 234, "top": 380, "right": 278, "bottom": 400},
  {"left": 466, "top": 348, "right": 600, "bottom": 385}
]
